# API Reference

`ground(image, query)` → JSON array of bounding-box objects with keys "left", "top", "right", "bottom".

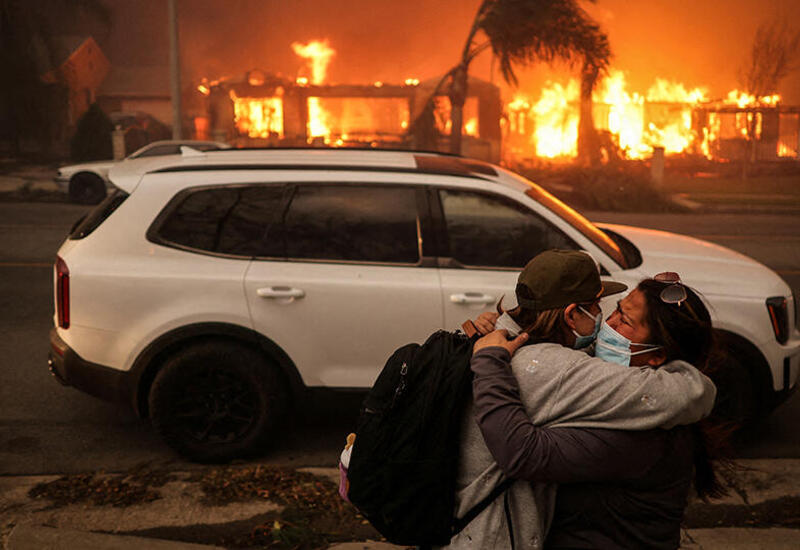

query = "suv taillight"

[
  {"left": 56, "top": 256, "right": 70, "bottom": 329},
  {"left": 766, "top": 296, "right": 788, "bottom": 344}
]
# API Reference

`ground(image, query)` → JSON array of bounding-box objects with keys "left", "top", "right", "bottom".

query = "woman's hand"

[
  {"left": 473, "top": 329, "right": 529, "bottom": 357},
  {"left": 473, "top": 311, "right": 500, "bottom": 335}
]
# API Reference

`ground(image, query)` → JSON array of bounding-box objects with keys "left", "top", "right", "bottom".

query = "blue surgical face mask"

[
  {"left": 572, "top": 306, "right": 601, "bottom": 349},
  {"left": 595, "top": 321, "right": 662, "bottom": 366}
]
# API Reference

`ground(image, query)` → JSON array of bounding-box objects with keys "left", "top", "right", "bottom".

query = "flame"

[
  {"left": 531, "top": 80, "right": 579, "bottom": 158},
  {"left": 230, "top": 90, "right": 284, "bottom": 139},
  {"left": 464, "top": 118, "right": 478, "bottom": 136},
  {"left": 644, "top": 79, "right": 707, "bottom": 156},
  {"left": 292, "top": 40, "right": 336, "bottom": 142},
  {"left": 778, "top": 142, "right": 797, "bottom": 158},
  {"left": 291, "top": 40, "right": 335, "bottom": 84},
  {"left": 646, "top": 79, "right": 708, "bottom": 103},
  {"left": 724, "top": 89, "right": 781, "bottom": 108},
  {"left": 511, "top": 69, "right": 789, "bottom": 161},
  {"left": 599, "top": 71, "right": 648, "bottom": 158}
]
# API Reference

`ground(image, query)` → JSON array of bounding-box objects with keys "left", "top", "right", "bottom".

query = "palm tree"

[
  {"left": 417, "top": 0, "right": 611, "bottom": 157},
  {"left": 577, "top": 47, "right": 608, "bottom": 166}
]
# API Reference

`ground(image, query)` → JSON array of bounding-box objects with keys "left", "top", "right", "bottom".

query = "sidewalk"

[
  {"left": 0, "top": 165, "right": 62, "bottom": 196},
  {"left": 2, "top": 460, "right": 799, "bottom": 549}
]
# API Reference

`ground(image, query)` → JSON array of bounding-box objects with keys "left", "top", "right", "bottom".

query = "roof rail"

[{"left": 180, "top": 146, "right": 207, "bottom": 158}]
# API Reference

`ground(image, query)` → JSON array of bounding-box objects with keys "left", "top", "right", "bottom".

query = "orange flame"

[
  {"left": 230, "top": 89, "right": 284, "bottom": 139},
  {"left": 291, "top": 40, "right": 335, "bottom": 84},
  {"left": 509, "top": 69, "right": 786, "bottom": 161},
  {"left": 292, "top": 40, "right": 336, "bottom": 142},
  {"left": 531, "top": 80, "right": 579, "bottom": 158}
]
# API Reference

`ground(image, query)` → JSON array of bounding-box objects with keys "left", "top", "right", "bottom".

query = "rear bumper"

[{"left": 48, "top": 328, "right": 133, "bottom": 405}]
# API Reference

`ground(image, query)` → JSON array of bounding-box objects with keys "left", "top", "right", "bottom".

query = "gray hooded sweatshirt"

[{"left": 439, "top": 313, "right": 717, "bottom": 550}]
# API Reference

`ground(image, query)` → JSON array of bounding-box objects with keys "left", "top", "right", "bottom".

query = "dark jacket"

[{"left": 472, "top": 346, "right": 695, "bottom": 549}]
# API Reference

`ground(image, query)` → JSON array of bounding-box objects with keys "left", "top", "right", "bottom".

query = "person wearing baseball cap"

[
  {"left": 469, "top": 248, "right": 627, "bottom": 350},
  {"left": 446, "top": 249, "right": 718, "bottom": 550}
]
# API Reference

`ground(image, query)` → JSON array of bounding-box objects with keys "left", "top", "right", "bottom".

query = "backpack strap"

[{"left": 451, "top": 477, "right": 515, "bottom": 537}]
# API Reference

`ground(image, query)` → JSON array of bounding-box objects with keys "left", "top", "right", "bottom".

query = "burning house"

[
  {"left": 195, "top": 41, "right": 502, "bottom": 162},
  {"left": 197, "top": 74, "right": 502, "bottom": 162},
  {"left": 190, "top": 38, "right": 798, "bottom": 167},
  {"left": 505, "top": 71, "right": 800, "bottom": 163}
]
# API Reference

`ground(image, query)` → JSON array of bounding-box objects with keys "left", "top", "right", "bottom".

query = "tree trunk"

[
  {"left": 449, "top": 64, "right": 468, "bottom": 155},
  {"left": 742, "top": 110, "right": 759, "bottom": 180},
  {"left": 578, "top": 61, "right": 601, "bottom": 166}
]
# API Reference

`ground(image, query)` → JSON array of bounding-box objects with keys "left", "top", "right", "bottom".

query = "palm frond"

[{"left": 478, "top": 0, "right": 610, "bottom": 86}]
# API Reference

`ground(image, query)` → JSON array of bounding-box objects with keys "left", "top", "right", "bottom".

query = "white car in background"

[
  {"left": 55, "top": 140, "right": 231, "bottom": 204},
  {"left": 48, "top": 148, "right": 800, "bottom": 462}
]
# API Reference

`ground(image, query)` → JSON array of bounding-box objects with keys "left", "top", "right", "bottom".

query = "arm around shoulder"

[{"left": 542, "top": 354, "right": 717, "bottom": 430}]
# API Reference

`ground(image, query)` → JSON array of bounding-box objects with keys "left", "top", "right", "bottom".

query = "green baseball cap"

[{"left": 516, "top": 249, "right": 627, "bottom": 310}]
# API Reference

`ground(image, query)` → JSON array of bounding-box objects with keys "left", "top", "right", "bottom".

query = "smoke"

[{"left": 101, "top": 0, "right": 800, "bottom": 103}]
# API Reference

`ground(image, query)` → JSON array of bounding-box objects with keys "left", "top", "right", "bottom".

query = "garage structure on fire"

[{"left": 196, "top": 71, "right": 503, "bottom": 163}]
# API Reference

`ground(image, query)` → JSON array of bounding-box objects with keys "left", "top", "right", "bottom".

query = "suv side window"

[
  {"left": 439, "top": 189, "right": 577, "bottom": 268},
  {"left": 155, "top": 185, "right": 285, "bottom": 257},
  {"left": 283, "top": 185, "right": 420, "bottom": 264}
]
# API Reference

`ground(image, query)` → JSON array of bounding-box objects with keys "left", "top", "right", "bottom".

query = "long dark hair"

[
  {"left": 637, "top": 278, "right": 733, "bottom": 501},
  {"left": 497, "top": 284, "right": 570, "bottom": 346}
]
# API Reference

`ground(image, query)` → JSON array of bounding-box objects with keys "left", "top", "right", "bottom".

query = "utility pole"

[{"left": 168, "top": 0, "right": 182, "bottom": 139}]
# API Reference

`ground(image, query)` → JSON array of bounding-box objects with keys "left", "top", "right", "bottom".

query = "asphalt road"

[{"left": 0, "top": 202, "right": 798, "bottom": 475}]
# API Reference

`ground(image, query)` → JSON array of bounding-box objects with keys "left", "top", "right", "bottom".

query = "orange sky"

[{"left": 105, "top": 0, "right": 800, "bottom": 103}]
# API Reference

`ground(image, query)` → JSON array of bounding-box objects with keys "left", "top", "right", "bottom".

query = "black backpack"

[{"left": 346, "top": 329, "right": 512, "bottom": 547}]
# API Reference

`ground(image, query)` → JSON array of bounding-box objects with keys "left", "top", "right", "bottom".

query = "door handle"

[
  {"left": 450, "top": 292, "right": 494, "bottom": 305},
  {"left": 257, "top": 286, "right": 306, "bottom": 299}
]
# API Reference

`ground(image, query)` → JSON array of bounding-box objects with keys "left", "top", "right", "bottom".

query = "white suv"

[{"left": 49, "top": 148, "right": 800, "bottom": 462}]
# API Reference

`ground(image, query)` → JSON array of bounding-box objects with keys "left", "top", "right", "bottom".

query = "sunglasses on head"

[{"left": 654, "top": 272, "right": 687, "bottom": 306}]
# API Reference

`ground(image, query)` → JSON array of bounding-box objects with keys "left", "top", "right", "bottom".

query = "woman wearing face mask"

[
  {"left": 442, "top": 251, "right": 717, "bottom": 550},
  {"left": 468, "top": 274, "right": 730, "bottom": 549}
]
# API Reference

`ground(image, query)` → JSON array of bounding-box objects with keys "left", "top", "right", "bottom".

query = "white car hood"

[{"left": 598, "top": 223, "right": 790, "bottom": 299}]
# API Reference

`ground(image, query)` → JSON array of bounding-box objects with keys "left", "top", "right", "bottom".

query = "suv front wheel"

[{"left": 149, "top": 341, "right": 287, "bottom": 462}]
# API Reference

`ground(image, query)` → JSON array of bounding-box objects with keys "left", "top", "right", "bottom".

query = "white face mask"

[
  {"left": 595, "top": 321, "right": 661, "bottom": 366},
  {"left": 572, "top": 306, "right": 601, "bottom": 349},
  {"left": 495, "top": 312, "right": 522, "bottom": 337}
]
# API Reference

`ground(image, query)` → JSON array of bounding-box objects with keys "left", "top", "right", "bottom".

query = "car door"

[
  {"left": 244, "top": 182, "right": 443, "bottom": 388},
  {"left": 433, "top": 186, "right": 581, "bottom": 329}
]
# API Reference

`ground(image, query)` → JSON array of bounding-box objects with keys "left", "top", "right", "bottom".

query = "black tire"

[
  {"left": 711, "top": 349, "right": 757, "bottom": 431},
  {"left": 69, "top": 173, "right": 107, "bottom": 205},
  {"left": 149, "top": 341, "right": 288, "bottom": 463}
]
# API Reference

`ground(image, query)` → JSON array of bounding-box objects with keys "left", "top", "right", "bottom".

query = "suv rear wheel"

[{"left": 149, "top": 341, "right": 287, "bottom": 462}]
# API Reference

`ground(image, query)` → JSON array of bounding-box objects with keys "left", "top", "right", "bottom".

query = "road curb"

[
  {"left": 7, "top": 523, "right": 225, "bottom": 550},
  {"left": 2, "top": 460, "right": 799, "bottom": 549},
  {"left": 680, "top": 527, "right": 800, "bottom": 549}
]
